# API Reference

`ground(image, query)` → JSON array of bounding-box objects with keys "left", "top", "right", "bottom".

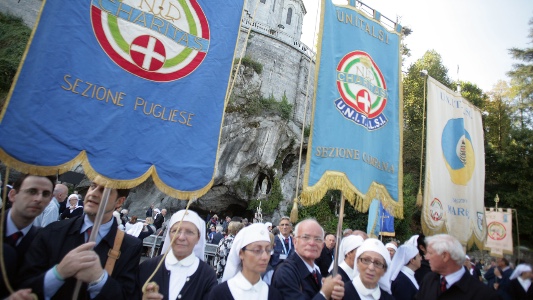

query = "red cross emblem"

[{"left": 130, "top": 35, "right": 166, "bottom": 71}]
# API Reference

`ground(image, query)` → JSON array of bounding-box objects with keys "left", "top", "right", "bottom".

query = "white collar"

[
  {"left": 353, "top": 275, "right": 381, "bottom": 300},
  {"left": 7, "top": 209, "right": 33, "bottom": 236},
  {"left": 166, "top": 251, "right": 196, "bottom": 267},
  {"left": 518, "top": 277, "right": 531, "bottom": 291},
  {"left": 339, "top": 261, "right": 354, "bottom": 279},
  {"left": 297, "top": 252, "right": 319, "bottom": 273},
  {"left": 231, "top": 271, "right": 267, "bottom": 291},
  {"left": 400, "top": 266, "right": 419, "bottom": 289},
  {"left": 442, "top": 267, "right": 465, "bottom": 288}
]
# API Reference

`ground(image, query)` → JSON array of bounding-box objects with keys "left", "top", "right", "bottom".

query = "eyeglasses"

[
  {"left": 296, "top": 235, "right": 324, "bottom": 243},
  {"left": 279, "top": 223, "right": 291, "bottom": 227},
  {"left": 21, "top": 188, "right": 52, "bottom": 198},
  {"left": 170, "top": 229, "right": 198, "bottom": 237},
  {"left": 358, "top": 257, "right": 387, "bottom": 269},
  {"left": 243, "top": 247, "right": 273, "bottom": 256}
]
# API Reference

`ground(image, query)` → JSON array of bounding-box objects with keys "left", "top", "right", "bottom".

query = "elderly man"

[
  {"left": 272, "top": 219, "right": 344, "bottom": 300},
  {"left": 1, "top": 174, "right": 56, "bottom": 299},
  {"left": 415, "top": 234, "right": 498, "bottom": 300},
  {"left": 315, "top": 234, "right": 336, "bottom": 277},
  {"left": 270, "top": 216, "right": 294, "bottom": 268},
  {"left": 18, "top": 178, "right": 142, "bottom": 299},
  {"left": 33, "top": 183, "right": 68, "bottom": 227}
]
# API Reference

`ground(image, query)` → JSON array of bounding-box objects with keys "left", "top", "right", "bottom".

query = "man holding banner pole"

[{"left": 17, "top": 178, "right": 142, "bottom": 299}]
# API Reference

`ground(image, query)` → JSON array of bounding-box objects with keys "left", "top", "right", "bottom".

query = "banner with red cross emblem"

[
  {"left": 0, "top": 0, "right": 244, "bottom": 198},
  {"left": 301, "top": 0, "right": 403, "bottom": 218}
]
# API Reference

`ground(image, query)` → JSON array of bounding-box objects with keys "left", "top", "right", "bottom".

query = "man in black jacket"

[
  {"left": 415, "top": 234, "right": 498, "bottom": 300},
  {"left": 18, "top": 177, "right": 142, "bottom": 299},
  {"left": 1, "top": 174, "right": 56, "bottom": 299}
]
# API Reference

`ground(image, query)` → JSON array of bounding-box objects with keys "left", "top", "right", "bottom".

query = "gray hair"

[
  {"left": 294, "top": 218, "right": 325, "bottom": 238},
  {"left": 216, "top": 225, "right": 223, "bottom": 233},
  {"left": 425, "top": 234, "right": 465, "bottom": 266}
]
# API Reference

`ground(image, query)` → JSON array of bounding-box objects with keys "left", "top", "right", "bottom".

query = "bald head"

[
  {"left": 352, "top": 230, "right": 368, "bottom": 240},
  {"left": 54, "top": 184, "right": 69, "bottom": 202}
]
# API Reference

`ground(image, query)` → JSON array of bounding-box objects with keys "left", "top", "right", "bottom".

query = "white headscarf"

[
  {"left": 389, "top": 244, "right": 419, "bottom": 281},
  {"left": 221, "top": 223, "right": 271, "bottom": 282},
  {"left": 385, "top": 243, "right": 398, "bottom": 252},
  {"left": 161, "top": 210, "right": 206, "bottom": 260},
  {"left": 354, "top": 238, "right": 392, "bottom": 293},
  {"left": 404, "top": 235, "right": 419, "bottom": 247},
  {"left": 126, "top": 222, "right": 144, "bottom": 238},
  {"left": 510, "top": 264, "right": 532, "bottom": 280},
  {"left": 328, "top": 235, "right": 364, "bottom": 273}
]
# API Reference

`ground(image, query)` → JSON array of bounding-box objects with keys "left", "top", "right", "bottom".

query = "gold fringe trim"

[
  {"left": 0, "top": 149, "right": 214, "bottom": 200},
  {"left": 290, "top": 198, "right": 299, "bottom": 223},
  {"left": 300, "top": 171, "right": 403, "bottom": 219}
]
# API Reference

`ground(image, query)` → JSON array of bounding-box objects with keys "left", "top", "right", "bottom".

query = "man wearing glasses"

[
  {"left": 270, "top": 216, "right": 294, "bottom": 268},
  {"left": 272, "top": 218, "right": 344, "bottom": 300},
  {"left": 1, "top": 174, "right": 56, "bottom": 299}
]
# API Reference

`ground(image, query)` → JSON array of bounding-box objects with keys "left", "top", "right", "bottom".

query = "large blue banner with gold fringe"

[
  {"left": 301, "top": 0, "right": 403, "bottom": 217},
  {"left": 0, "top": 0, "right": 244, "bottom": 198}
]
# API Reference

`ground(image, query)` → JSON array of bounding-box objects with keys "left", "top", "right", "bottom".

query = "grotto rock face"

[{"left": 124, "top": 65, "right": 309, "bottom": 223}]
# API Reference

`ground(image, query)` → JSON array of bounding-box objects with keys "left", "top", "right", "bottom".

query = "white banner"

[
  {"left": 485, "top": 209, "right": 513, "bottom": 254},
  {"left": 422, "top": 77, "right": 486, "bottom": 247}
]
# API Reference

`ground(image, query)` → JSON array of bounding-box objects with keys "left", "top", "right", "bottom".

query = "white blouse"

[
  {"left": 353, "top": 275, "right": 381, "bottom": 300},
  {"left": 228, "top": 271, "right": 269, "bottom": 300},
  {"left": 165, "top": 252, "right": 200, "bottom": 300}
]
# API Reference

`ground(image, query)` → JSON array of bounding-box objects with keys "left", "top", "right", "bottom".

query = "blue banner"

[
  {"left": 301, "top": 0, "right": 403, "bottom": 217},
  {"left": 0, "top": 0, "right": 244, "bottom": 198}
]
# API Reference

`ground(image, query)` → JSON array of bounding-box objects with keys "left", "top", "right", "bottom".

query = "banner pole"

[
  {"left": 513, "top": 209, "right": 520, "bottom": 261},
  {"left": 71, "top": 187, "right": 111, "bottom": 300},
  {"left": 331, "top": 192, "right": 345, "bottom": 277}
]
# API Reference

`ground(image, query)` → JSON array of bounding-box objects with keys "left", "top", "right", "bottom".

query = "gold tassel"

[
  {"left": 290, "top": 199, "right": 299, "bottom": 223},
  {"left": 416, "top": 188, "right": 423, "bottom": 207}
]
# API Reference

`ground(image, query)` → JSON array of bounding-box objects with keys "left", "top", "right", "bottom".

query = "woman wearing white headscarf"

[
  {"left": 137, "top": 209, "right": 217, "bottom": 300},
  {"left": 344, "top": 238, "right": 394, "bottom": 300},
  {"left": 60, "top": 194, "right": 83, "bottom": 219},
  {"left": 509, "top": 263, "right": 533, "bottom": 299},
  {"left": 207, "top": 223, "right": 282, "bottom": 300},
  {"left": 389, "top": 244, "right": 421, "bottom": 300}
]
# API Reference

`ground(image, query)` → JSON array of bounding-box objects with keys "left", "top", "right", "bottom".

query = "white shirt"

[
  {"left": 228, "top": 271, "right": 269, "bottom": 300},
  {"left": 400, "top": 266, "right": 419, "bottom": 289},
  {"left": 339, "top": 261, "right": 354, "bottom": 280},
  {"left": 352, "top": 275, "right": 381, "bottom": 300},
  {"left": 165, "top": 251, "right": 199, "bottom": 300},
  {"left": 442, "top": 266, "right": 465, "bottom": 289},
  {"left": 518, "top": 277, "right": 531, "bottom": 292}
]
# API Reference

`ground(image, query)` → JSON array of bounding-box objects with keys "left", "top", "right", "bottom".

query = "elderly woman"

[
  {"left": 389, "top": 244, "right": 421, "bottom": 300},
  {"left": 509, "top": 264, "right": 533, "bottom": 299},
  {"left": 215, "top": 221, "right": 245, "bottom": 279},
  {"left": 137, "top": 209, "right": 217, "bottom": 300},
  {"left": 344, "top": 238, "right": 394, "bottom": 299},
  {"left": 208, "top": 223, "right": 281, "bottom": 299},
  {"left": 60, "top": 194, "right": 83, "bottom": 219}
]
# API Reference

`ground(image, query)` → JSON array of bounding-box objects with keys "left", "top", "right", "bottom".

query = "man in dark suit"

[
  {"left": 415, "top": 234, "right": 498, "bottom": 300},
  {"left": 272, "top": 219, "right": 344, "bottom": 300},
  {"left": 493, "top": 257, "right": 513, "bottom": 300},
  {"left": 315, "top": 234, "right": 336, "bottom": 277},
  {"left": 483, "top": 258, "right": 497, "bottom": 288},
  {"left": 18, "top": 177, "right": 142, "bottom": 299},
  {"left": 1, "top": 174, "right": 56, "bottom": 298}
]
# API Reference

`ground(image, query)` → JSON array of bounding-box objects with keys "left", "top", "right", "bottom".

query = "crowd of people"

[{"left": 2, "top": 173, "right": 532, "bottom": 299}]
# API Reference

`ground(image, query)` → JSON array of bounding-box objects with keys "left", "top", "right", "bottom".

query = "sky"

[{"left": 301, "top": 0, "right": 533, "bottom": 92}]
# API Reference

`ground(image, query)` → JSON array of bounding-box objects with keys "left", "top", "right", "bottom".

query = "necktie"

[
  {"left": 440, "top": 276, "right": 447, "bottom": 292},
  {"left": 5, "top": 231, "right": 23, "bottom": 247},
  {"left": 86, "top": 227, "right": 93, "bottom": 242},
  {"left": 284, "top": 237, "right": 289, "bottom": 244},
  {"left": 312, "top": 270, "right": 319, "bottom": 285}
]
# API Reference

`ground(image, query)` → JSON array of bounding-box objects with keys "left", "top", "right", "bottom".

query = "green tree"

[
  {"left": 507, "top": 17, "right": 533, "bottom": 110},
  {"left": 0, "top": 13, "right": 31, "bottom": 107}
]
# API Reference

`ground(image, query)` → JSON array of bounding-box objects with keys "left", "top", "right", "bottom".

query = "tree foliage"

[
  {"left": 508, "top": 17, "right": 533, "bottom": 109},
  {"left": 0, "top": 13, "right": 31, "bottom": 107}
]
